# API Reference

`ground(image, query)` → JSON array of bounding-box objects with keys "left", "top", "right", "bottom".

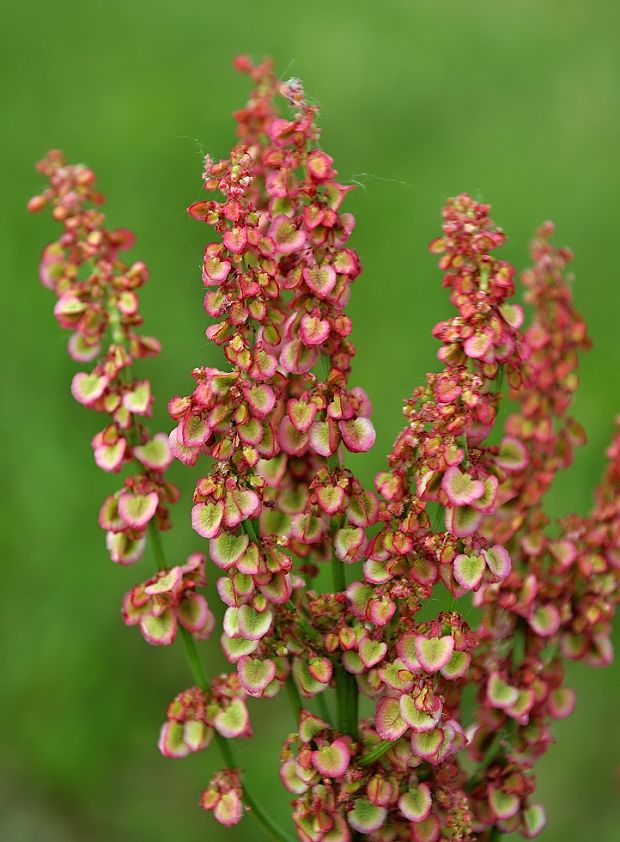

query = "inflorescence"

[{"left": 29, "top": 56, "right": 618, "bottom": 842}]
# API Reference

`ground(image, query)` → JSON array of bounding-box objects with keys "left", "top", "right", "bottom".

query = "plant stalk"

[
  {"left": 331, "top": 556, "right": 359, "bottom": 740},
  {"left": 316, "top": 691, "right": 334, "bottom": 728},
  {"left": 466, "top": 729, "right": 505, "bottom": 791},
  {"left": 285, "top": 675, "right": 303, "bottom": 724},
  {"left": 359, "top": 739, "right": 395, "bottom": 767}
]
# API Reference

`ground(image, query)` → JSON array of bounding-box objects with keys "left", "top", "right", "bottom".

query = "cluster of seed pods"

[
  {"left": 30, "top": 57, "right": 618, "bottom": 842},
  {"left": 29, "top": 150, "right": 181, "bottom": 567}
]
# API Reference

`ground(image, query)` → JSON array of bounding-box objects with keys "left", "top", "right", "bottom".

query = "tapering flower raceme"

[
  {"left": 366, "top": 198, "right": 524, "bottom": 633},
  {"left": 485, "top": 221, "right": 591, "bottom": 546},
  {"left": 456, "top": 234, "right": 616, "bottom": 839},
  {"left": 163, "top": 57, "right": 387, "bottom": 830},
  {"left": 29, "top": 150, "right": 177, "bottom": 565},
  {"left": 471, "top": 415, "right": 619, "bottom": 747},
  {"left": 555, "top": 416, "right": 620, "bottom": 665},
  {"left": 31, "top": 58, "right": 619, "bottom": 842},
  {"left": 358, "top": 199, "right": 521, "bottom": 709},
  {"left": 172, "top": 59, "right": 378, "bottom": 686}
]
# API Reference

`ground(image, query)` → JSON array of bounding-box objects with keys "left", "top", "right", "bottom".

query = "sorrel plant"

[{"left": 29, "top": 56, "right": 619, "bottom": 841}]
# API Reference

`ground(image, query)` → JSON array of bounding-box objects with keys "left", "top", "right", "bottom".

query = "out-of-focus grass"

[{"left": 1, "top": 1, "right": 618, "bottom": 839}]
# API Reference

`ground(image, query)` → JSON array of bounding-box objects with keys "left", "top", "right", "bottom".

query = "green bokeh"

[{"left": 2, "top": 1, "right": 619, "bottom": 840}]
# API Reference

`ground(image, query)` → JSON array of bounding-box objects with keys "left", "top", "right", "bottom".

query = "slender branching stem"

[
  {"left": 358, "top": 739, "right": 395, "bottom": 767},
  {"left": 178, "top": 626, "right": 208, "bottom": 689},
  {"left": 331, "top": 555, "right": 359, "bottom": 740},
  {"left": 285, "top": 675, "right": 303, "bottom": 724},
  {"left": 316, "top": 691, "right": 334, "bottom": 728},
  {"left": 147, "top": 519, "right": 168, "bottom": 572},
  {"left": 466, "top": 729, "right": 505, "bottom": 791}
]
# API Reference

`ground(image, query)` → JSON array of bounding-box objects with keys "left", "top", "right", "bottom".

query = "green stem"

[
  {"left": 431, "top": 502, "right": 444, "bottom": 532},
  {"left": 285, "top": 675, "right": 302, "bottom": 724},
  {"left": 147, "top": 519, "right": 168, "bottom": 572},
  {"left": 178, "top": 626, "right": 208, "bottom": 689},
  {"left": 467, "top": 729, "right": 505, "bottom": 791},
  {"left": 456, "top": 434, "right": 470, "bottom": 470},
  {"left": 242, "top": 517, "right": 260, "bottom": 542},
  {"left": 331, "top": 555, "right": 346, "bottom": 593},
  {"left": 489, "top": 827, "right": 502, "bottom": 841},
  {"left": 496, "top": 363, "right": 505, "bottom": 394},
  {"left": 330, "top": 556, "right": 359, "bottom": 739},
  {"left": 285, "top": 600, "right": 321, "bottom": 643},
  {"left": 359, "top": 739, "right": 395, "bottom": 767},
  {"left": 512, "top": 619, "right": 526, "bottom": 671},
  {"left": 316, "top": 691, "right": 334, "bottom": 728},
  {"left": 334, "top": 664, "right": 359, "bottom": 740},
  {"left": 479, "top": 263, "right": 490, "bottom": 293}
]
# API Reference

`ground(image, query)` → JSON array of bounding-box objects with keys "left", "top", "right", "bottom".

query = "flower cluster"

[
  {"left": 167, "top": 57, "right": 378, "bottom": 731},
  {"left": 28, "top": 151, "right": 176, "bottom": 565},
  {"left": 486, "top": 221, "right": 591, "bottom": 546},
  {"left": 200, "top": 769, "right": 244, "bottom": 826},
  {"left": 159, "top": 674, "right": 251, "bottom": 760},
  {"left": 459, "top": 233, "right": 619, "bottom": 836},
  {"left": 122, "top": 553, "right": 214, "bottom": 644},
  {"left": 31, "top": 58, "right": 618, "bottom": 842}
]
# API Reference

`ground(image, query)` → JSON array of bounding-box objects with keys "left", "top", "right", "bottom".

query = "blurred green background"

[{"left": 2, "top": 0, "right": 619, "bottom": 839}]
